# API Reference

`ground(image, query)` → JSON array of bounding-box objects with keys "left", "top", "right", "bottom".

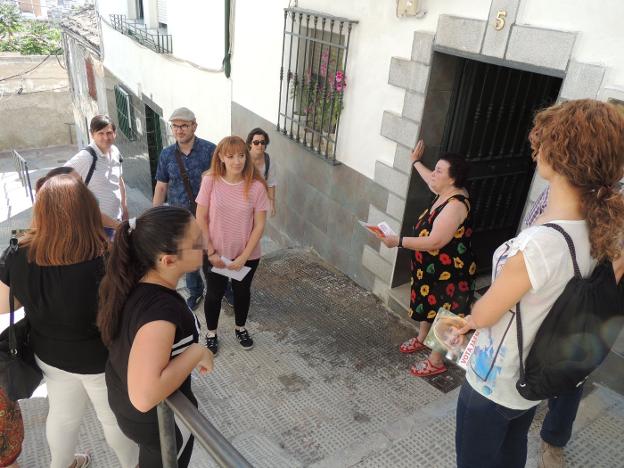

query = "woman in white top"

[{"left": 454, "top": 99, "right": 624, "bottom": 468}]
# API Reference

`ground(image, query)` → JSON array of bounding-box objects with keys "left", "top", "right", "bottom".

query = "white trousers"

[{"left": 35, "top": 356, "right": 139, "bottom": 468}]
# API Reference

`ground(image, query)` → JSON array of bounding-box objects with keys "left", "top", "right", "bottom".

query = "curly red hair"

[{"left": 529, "top": 99, "right": 624, "bottom": 261}]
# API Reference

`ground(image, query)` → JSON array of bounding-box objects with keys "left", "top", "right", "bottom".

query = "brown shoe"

[{"left": 538, "top": 440, "right": 564, "bottom": 468}]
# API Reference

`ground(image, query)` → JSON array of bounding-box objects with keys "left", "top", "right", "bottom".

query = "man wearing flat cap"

[{"left": 153, "top": 107, "right": 216, "bottom": 310}]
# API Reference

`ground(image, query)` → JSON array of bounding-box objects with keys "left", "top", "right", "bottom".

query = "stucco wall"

[
  {"left": 231, "top": 0, "right": 624, "bottom": 180},
  {"left": 0, "top": 55, "right": 73, "bottom": 151},
  {"left": 99, "top": 20, "right": 232, "bottom": 144}
]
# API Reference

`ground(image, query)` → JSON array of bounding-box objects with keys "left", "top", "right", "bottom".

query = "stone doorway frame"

[{"left": 363, "top": 0, "right": 608, "bottom": 301}]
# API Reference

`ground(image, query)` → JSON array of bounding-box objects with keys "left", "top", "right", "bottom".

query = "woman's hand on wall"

[{"left": 411, "top": 139, "right": 425, "bottom": 163}]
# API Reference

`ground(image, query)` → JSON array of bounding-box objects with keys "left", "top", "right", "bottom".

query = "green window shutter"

[{"left": 114, "top": 85, "right": 136, "bottom": 140}]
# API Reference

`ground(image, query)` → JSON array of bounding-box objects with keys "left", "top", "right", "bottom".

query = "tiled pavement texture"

[{"left": 16, "top": 250, "right": 624, "bottom": 467}]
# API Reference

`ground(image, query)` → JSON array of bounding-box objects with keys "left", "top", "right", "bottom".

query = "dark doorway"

[
  {"left": 441, "top": 59, "right": 562, "bottom": 272},
  {"left": 136, "top": 0, "right": 144, "bottom": 20},
  {"left": 144, "top": 104, "right": 163, "bottom": 191}
]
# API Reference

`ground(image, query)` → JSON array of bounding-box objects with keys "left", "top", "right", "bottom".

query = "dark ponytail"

[{"left": 97, "top": 206, "right": 193, "bottom": 345}]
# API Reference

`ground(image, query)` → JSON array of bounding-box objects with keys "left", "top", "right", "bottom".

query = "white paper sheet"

[
  {"left": 211, "top": 256, "right": 251, "bottom": 281},
  {"left": 358, "top": 220, "right": 397, "bottom": 237}
]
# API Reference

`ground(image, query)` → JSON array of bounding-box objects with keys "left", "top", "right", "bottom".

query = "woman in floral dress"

[{"left": 379, "top": 140, "right": 476, "bottom": 377}]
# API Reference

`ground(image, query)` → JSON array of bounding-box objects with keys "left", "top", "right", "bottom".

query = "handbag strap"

[
  {"left": 7, "top": 235, "right": 18, "bottom": 356},
  {"left": 174, "top": 148, "right": 197, "bottom": 213}
]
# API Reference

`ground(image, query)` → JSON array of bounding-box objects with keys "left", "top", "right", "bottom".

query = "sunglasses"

[{"left": 252, "top": 140, "right": 267, "bottom": 146}]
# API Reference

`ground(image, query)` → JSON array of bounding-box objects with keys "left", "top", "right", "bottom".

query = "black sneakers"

[
  {"left": 205, "top": 334, "right": 218, "bottom": 355},
  {"left": 235, "top": 329, "right": 254, "bottom": 350}
]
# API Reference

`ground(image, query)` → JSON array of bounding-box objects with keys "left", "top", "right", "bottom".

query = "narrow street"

[{"left": 2, "top": 148, "right": 622, "bottom": 467}]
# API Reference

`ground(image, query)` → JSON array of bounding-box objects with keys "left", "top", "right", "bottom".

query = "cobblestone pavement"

[
  {"left": 3, "top": 147, "right": 623, "bottom": 467},
  {"left": 15, "top": 250, "right": 624, "bottom": 467}
]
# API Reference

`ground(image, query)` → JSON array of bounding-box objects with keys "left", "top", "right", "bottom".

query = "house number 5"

[{"left": 495, "top": 10, "right": 507, "bottom": 31}]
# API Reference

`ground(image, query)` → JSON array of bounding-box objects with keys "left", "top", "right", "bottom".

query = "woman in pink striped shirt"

[{"left": 195, "top": 136, "right": 270, "bottom": 355}]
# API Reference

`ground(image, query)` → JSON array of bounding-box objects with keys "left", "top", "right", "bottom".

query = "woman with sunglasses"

[
  {"left": 246, "top": 128, "right": 277, "bottom": 217},
  {"left": 195, "top": 136, "right": 270, "bottom": 355}
]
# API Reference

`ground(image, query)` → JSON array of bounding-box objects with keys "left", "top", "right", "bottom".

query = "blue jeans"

[
  {"left": 455, "top": 381, "right": 537, "bottom": 468},
  {"left": 185, "top": 269, "right": 204, "bottom": 298},
  {"left": 540, "top": 385, "right": 584, "bottom": 447}
]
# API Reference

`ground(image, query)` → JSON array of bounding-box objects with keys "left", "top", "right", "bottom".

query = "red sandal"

[
  {"left": 399, "top": 337, "right": 428, "bottom": 354},
  {"left": 410, "top": 359, "right": 447, "bottom": 377}
]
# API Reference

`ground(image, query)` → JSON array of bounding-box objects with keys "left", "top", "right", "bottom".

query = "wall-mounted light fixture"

[{"left": 396, "top": 0, "right": 426, "bottom": 18}]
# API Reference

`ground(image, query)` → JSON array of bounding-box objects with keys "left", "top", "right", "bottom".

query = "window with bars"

[
  {"left": 114, "top": 85, "right": 136, "bottom": 140},
  {"left": 277, "top": 8, "right": 357, "bottom": 163},
  {"left": 85, "top": 58, "right": 97, "bottom": 100}
]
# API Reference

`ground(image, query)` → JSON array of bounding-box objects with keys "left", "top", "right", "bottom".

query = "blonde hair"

[{"left": 204, "top": 136, "right": 267, "bottom": 198}]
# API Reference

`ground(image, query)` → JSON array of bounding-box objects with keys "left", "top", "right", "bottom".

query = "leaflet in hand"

[
  {"left": 211, "top": 256, "right": 251, "bottom": 281},
  {"left": 358, "top": 220, "right": 396, "bottom": 238},
  {"left": 423, "top": 308, "right": 476, "bottom": 370}
]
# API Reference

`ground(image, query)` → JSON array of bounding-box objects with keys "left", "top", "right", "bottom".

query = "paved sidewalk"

[
  {"left": 15, "top": 249, "right": 624, "bottom": 467},
  {"left": 4, "top": 146, "right": 623, "bottom": 467}
]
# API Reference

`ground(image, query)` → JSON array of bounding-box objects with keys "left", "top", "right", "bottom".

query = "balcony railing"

[{"left": 110, "top": 14, "right": 172, "bottom": 54}]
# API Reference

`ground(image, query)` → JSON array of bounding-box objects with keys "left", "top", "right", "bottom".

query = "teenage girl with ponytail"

[
  {"left": 454, "top": 99, "right": 624, "bottom": 468},
  {"left": 98, "top": 206, "right": 214, "bottom": 468}
]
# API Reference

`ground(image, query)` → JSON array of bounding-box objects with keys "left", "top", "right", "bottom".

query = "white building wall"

[
  {"left": 232, "top": 0, "right": 624, "bottom": 180},
  {"left": 518, "top": 0, "right": 624, "bottom": 88},
  {"left": 99, "top": 21, "right": 232, "bottom": 144},
  {"left": 231, "top": 0, "right": 492, "bottom": 179},
  {"left": 167, "top": 0, "right": 225, "bottom": 70}
]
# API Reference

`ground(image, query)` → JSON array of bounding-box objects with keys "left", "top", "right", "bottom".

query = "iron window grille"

[
  {"left": 114, "top": 85, "right": 136, "bottom": 141},
  {"left": 277, "top": 8, "right": 357, "bottom": 164},
  {"left": 110, "top": 14, "right": 172, "bottom": 54}
]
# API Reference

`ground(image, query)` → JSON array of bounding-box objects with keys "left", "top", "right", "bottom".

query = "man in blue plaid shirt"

[{"left": 153, "top": 107, "right": 216, "bottom": 310}]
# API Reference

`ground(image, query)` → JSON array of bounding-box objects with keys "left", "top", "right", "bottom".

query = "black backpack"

[{"left": 516, "top": 223, "right": 624, "bottom": 401}]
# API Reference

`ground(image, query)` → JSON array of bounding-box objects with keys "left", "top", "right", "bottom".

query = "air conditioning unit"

[{"left": 396, "top": 0, "right": 426, "bottom": 18}]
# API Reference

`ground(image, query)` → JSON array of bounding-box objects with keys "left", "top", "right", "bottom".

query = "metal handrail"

[
  {"left": 11, "top": 150, "right": 34, "bottom": 203},
  {"left": 109, "top": 14, "right": 172, "bottom": 54},
  {"left": 157, "top": 391, "right": 253, "bottom": 468}
]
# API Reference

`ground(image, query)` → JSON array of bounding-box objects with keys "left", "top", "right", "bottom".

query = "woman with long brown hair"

[
  {"left": 454, "top": 99, "right": 624, "bottom": 468},
  {"left": 0, "top": 175, "right": 138, "bottom": 468},
  {"left": 195, "top": 136, "right": 270, "bottom": 355}
]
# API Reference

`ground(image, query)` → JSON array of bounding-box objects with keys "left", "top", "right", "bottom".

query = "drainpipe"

[{"left": 223, "top": 0, "right": 231, "bottom": 78}]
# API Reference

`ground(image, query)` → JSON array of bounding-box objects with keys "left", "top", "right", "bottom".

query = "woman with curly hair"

[{"left": 454, "top": 99, "right": 624, "bottom": 468}]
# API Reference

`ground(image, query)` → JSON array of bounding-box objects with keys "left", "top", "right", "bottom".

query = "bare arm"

[
  {"left": 152, "top": 181, "right": 168, "bottom": 207},
  {"left": 268, "top": 186, "right": 276, "bottom": 217},
  {"left": 613, "top": 254, "right": 624, "bottom": 284},
  {"left": 228, "top": 210, "right": 267, "bottom": 271},
  {"left": 127, "top": 320, "right": 213, "bottom": 413},
  {"left": 459, "top": 253, "right": 532, "bottom": 333},
  {"left": 120, "top": 176, "right": 128, "bottom": 220},
  {"left": 0, "top": 280, "right": 22, "bottom": 314},
  {"left": 102, "top": 213, "right": 120, "bottom": 229},
  {"left": 196, "top": 202, "right": 225, "bottom": 268},
  {"left": 379, "top": 200, "right": 468, "bottom": 251}
]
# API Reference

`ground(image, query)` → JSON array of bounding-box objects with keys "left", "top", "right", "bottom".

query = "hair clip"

[{"left": 128, "top": 217, "right": 137, "bottom": 233}]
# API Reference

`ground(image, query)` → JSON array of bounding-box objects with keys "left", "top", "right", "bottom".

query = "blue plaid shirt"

[{"left": 155, "top": 137, "right": 216, "bottom": 210}]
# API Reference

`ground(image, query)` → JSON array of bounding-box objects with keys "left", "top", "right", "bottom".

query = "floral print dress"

[{"left": 410, "top": 194, "right": 476, "bottom": 323}]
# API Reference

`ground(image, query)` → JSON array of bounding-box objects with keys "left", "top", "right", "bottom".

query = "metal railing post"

[{"left": 157, "top": 402, "right": 179, "bottom": 468}]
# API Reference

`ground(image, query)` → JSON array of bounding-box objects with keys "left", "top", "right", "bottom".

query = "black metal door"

[
  {"left": 442, "top": 59, "right": 561, "bottom": 272},
  {"left": 145, "top": 104, "right": 163, "bottom": 191}
]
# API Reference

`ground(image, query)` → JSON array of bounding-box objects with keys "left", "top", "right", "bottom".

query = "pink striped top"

[{"left": 196, "top": 176, "right": 270, "bottom": 260}]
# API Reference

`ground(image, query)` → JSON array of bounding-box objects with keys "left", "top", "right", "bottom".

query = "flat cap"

[{"left": 169, "top": 107, "right": 196, "bottom": 122}]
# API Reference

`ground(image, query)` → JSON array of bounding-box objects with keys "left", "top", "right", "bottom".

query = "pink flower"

[
  {"left": 334, "top": 71, "right": 346, "bottom": 92},
  {"left": 320, "top": 49, "right": 329, "bottom": 78}
]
